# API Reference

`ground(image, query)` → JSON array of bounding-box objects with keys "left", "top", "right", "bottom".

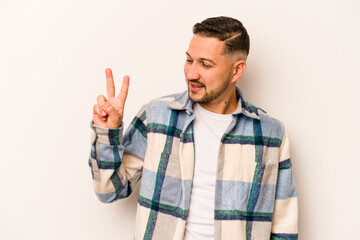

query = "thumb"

[{"left": 102, "top": 102, "right": 122, "bottom": 127}]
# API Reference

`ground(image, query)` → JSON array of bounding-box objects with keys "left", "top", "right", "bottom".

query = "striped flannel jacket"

[{"left": 89, "top": 87, "right": 298, "bottom": 240}]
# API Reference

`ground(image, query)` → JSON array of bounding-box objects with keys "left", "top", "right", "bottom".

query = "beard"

[{"left": 187, "top": 75, "right": 232, "bottom": 104}]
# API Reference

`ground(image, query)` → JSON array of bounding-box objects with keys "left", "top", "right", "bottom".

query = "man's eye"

[
  {"left": 186, "top": 59, "right": 193, "bottom": 63},
  {"left": 201, "top": 62, "right": 211, "bottom": 68}
]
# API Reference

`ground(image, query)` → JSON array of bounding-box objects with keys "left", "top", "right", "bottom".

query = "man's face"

[{"left": 184, "top": 35, "right": 234, "bottom": 104}]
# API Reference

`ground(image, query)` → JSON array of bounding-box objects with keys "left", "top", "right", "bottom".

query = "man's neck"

[{"left": 199, "top": 90, "right": 238, "bottom": 115}]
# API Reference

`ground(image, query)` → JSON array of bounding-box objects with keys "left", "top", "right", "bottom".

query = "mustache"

[{"left": 188, "top": 80, "right": 205, "bottom": 87}]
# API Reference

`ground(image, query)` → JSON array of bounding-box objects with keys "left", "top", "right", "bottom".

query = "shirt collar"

[{"left": 167, "top": 87, "right": 260, "bottom": 120}]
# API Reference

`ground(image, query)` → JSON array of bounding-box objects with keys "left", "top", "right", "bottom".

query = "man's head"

[
  {"left": 184, "top": 16, "right": 250, "bottom": 106},
  {"left": 193, "top": 16, "right": 250, "bottom": 60}
]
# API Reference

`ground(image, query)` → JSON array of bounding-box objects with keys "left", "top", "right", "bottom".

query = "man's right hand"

[{"left": 93, "top": 68, "right": 129, "bottom": 128}]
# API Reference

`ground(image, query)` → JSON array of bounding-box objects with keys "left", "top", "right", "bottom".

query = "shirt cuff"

[{"left": 90, "top": 120, "right": 124, "bottom": 146}]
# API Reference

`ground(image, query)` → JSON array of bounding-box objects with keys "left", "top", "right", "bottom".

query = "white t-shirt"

[{"left": 184, "top": 103, "right": 233, "bottom": 240}]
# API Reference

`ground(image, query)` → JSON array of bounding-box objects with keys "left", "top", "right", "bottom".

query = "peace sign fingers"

[{"left": 95, "top": 68, "right": 130, "bottom": 129}]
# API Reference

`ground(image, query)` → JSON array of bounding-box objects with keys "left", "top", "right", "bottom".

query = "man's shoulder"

[
  {"left": 140, "top": 91, "right": 187, "bottom": 125},
  {"left": 145, "top": 91, "right": 187, "bottom": 109},
  {"left": 244, "top": 100, "right": 285, "bottom": 138}
]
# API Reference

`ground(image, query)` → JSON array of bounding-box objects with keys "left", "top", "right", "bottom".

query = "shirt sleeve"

[
  {"left": 88, "top": 105, "right": 147, "bottom": 203},
  {"left": 270, "top": 130, "right": 299, "bottom": 240}
]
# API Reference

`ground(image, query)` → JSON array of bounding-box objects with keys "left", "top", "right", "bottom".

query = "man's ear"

[{"left": 231, "top": 60, "right": 246, "bottom": 83}]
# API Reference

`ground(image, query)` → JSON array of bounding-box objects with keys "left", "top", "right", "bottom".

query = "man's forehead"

[{"left": 186, "top": 35, "right": 225, "bottom": 60}]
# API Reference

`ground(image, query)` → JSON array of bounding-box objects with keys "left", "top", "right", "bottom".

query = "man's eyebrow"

[{"left": 185, "top": 52, "right": 216, "bottom": 65}]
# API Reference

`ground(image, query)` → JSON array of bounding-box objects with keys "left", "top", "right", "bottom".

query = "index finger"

[{"left": 105, "top": 68, "right": 115, "bottom": 98}]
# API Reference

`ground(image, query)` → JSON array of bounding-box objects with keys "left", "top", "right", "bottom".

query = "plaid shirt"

[{"left": 89, "top": 87, "right": 298, "bottom": 240}]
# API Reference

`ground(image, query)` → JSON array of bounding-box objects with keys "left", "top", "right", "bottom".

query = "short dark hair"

[{"left": 193, "top": 16, "right": 250, "bottom": 59}]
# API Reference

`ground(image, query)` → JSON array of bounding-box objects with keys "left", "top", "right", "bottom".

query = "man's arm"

[
  {"left": 89, "top": 68, "right": 147, "bottom": 203},
  {"left": 271, "top": 131, "right": 299, "bottom": 239},
  {"left": 89, "top": 106, "right": 147, "bottom": 203}
]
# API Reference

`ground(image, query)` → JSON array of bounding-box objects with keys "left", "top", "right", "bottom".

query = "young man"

[{"left": 90, "top": 16, "right": 298, "bottom": 240}]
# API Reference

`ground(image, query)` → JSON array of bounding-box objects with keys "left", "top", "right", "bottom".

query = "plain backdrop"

[{"left": 0, "top": 0, "right": 359, "bottom": 239}]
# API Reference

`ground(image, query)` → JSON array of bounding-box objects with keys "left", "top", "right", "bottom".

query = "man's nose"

[{"left": 185, "top": 64, "right": 200, "bottom": 80}]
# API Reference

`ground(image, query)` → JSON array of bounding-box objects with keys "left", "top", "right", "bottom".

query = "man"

[{"left": 89, "top": 16, "right": 298, "bottom": 240}]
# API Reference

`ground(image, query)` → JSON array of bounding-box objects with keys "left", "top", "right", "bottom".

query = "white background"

[{"left": 0, "top": 0, "right": 359, "bottom": 239}]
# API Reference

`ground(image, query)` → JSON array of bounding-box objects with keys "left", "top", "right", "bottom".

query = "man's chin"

[
  {"left": 188, "top": 92, "right": 206, "bottom": 103},
  {"left": 188, "top": 93, "right": 199, "bottom": 103}
]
